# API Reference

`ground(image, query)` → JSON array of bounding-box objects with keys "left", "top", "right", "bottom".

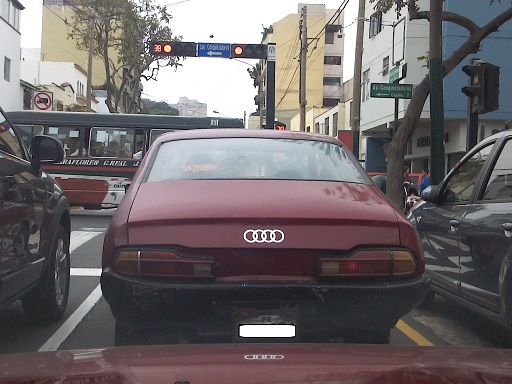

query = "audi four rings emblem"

[
  {"left": 244, "top": 354, "right": 285, "bottom": 360},
  {"left": 243, "top": 229, "right": 285, "bottom": 243}
]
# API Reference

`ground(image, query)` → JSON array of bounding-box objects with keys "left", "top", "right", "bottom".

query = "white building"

[
  {"left": 20, "top": 53, "right": 97, "bottom": 111},
  {"left": 1, "top": 0, "right": 23, "bottom": 111},
  {"left": 172, "top": 96, "right": 207, "bottom": 117}
]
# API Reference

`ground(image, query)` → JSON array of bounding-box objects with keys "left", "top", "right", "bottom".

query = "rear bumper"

[{"left": 101, "top": 268, "right": 430, "bottom": 338}]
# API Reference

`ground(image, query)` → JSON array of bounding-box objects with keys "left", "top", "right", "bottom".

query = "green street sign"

[
  {"left": 370, "top": 83, "right": 413, "bottom": 99},
  {"left": 389, "top": 66, "right": 400, "bottom": 83}
]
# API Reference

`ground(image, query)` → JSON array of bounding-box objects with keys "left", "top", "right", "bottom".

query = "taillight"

[
  {"left": 318, "top": 249, "right": 417, "bottom": 278},
  {"left": 113, "top": 250, "right": 214, "bottom": 278}
]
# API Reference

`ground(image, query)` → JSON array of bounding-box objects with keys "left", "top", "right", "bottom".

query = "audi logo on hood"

[
  {"left": 244, "top": 229, "right": 285, "bottom": 243},
  {"left": 244, "top": 354, "right": 285, "bottom": 360}
]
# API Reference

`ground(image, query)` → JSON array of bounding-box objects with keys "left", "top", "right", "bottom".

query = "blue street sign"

[{"left": 197, "top": 42, "right": 231, "bottom": 58}]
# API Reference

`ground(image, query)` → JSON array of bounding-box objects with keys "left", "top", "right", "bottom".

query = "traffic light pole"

[{"left": 467, "top": 104, "right": 479, "bottom": 151}]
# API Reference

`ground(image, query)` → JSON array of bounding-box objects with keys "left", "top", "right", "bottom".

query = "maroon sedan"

[{"left": 101, "top": 129, "right": 429, "bottom": 345}]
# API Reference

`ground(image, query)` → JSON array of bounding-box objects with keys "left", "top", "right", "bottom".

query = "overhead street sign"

[
  {"left": 197, "top": 42, "right": 231, "bottom": 58},
  {"left": 370, "top": 83, "right": 413, "bottom": 99}
]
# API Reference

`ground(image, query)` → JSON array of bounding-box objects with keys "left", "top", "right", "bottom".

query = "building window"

[
  {"left": 315, "top": 122, "right": 320, "bottom": 133},
  {"left": 4, "top": 57, "right": 11, "bottom": 82},
  {"left": 323, "top": 98, "right": 339, "bottom": 108},
  {"left": 1, "top": 0, "right": 21, "bottom": 30},
  {"left": 324, "top": 56, "right": 342, "bottom": 65},
  {"left": 324, "top": 117, "right": 330, "bottom": 136},
  {"left": 333, "top": 112, "right": 338, "bottom": 137},
  {"left": 369, "top": 11, "right": 383, "bottom": 38},
  {"left": 362, "top": 70, "right": 370, "bottom": 102},
  {"left": 323, "top": 77, "right": 341, "bottom": 86},
  {"left": 382, "top": 56, "right": 389, "bottom": 76},
  {"left": 325, "top": 31, "right": 334, "bottom": 44}
]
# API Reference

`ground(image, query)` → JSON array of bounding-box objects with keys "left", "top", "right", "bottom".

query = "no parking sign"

[{"left": 33, "top": 91, "right": 53, "bottom": 111}]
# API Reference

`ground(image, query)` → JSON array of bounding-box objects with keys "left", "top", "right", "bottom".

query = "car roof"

[
  {"left": 152, "top": 128, "right": 343, "bottom": 146},
  {"left": 479, "top": 129, "right": 512, "bottom": 146}
]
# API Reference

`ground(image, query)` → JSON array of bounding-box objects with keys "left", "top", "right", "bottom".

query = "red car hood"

[
  {"left": 1, "top": 344, "right": 511, "bottom": 384},
  {"left": 127, "top": 180, "right": 400, "bottom": 249}
]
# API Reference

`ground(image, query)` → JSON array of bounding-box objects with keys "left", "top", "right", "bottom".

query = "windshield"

[{"left": 146, "top": 138, "right": 368, "bottom": 182}]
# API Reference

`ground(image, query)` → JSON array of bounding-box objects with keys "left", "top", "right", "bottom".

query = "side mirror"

[
  {"left": 31, "top": 135, "right": 65, "bottom": 167},
  {"left": 420, "top": 185, "right": 439, "bottom": 203}
]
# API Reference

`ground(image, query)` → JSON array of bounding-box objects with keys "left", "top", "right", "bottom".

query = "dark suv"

[
  {"left": 0, "top": 106, "right": 71, "bottom": 323},
  {"left": 409, "top": 129, "right": 512, "bottom": 331}
]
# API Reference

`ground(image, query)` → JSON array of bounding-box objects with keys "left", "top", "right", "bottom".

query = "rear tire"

[{"left": 22, "top": 225, "right": 70, "bottom": 323}]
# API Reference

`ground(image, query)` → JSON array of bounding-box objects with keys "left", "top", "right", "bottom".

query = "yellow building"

[
  {"left": 41, "top": 0, "right": 107, "bottom": 88},
  {"left": 258, "top": 4, "right": 345, "bottom": 131}
]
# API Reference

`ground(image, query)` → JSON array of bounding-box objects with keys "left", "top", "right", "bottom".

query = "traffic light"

[
  {"left": 274, "top": 122, "right": 286, "bottom": 130},
  {"left": 462, "top": 62, "right": 499, "bottom": 114},
  {"left": 150, "top": 41, "right": 197, "bottom": 57},
  {"left": 231, "top": 44, "right": 267, "bottom": 59}
]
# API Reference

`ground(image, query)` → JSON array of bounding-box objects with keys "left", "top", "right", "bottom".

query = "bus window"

[
  {"left": 90, "top": 127, "right": 136, "bottom": 158},
  {"left": 150, "top": 129, "right": 176, "bottom": 145},
  {"left": 16, "top": 124, "right": 43, "bottom": 151},
  {"left": 47, "top": 126, "right": 83, "bottom": 156}
]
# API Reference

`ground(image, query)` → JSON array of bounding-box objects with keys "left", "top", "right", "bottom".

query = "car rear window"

[{"left": 145, "top": 137, "right": 368, "bottom": 183}]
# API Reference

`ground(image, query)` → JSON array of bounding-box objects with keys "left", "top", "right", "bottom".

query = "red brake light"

[
  {"left": 318, "top": 249, "right": 417, "bottom": 278},
  {"left": 113, "top": 250, "right": 214, "bottom": 278}
]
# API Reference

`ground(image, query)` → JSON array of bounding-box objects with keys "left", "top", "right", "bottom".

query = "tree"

[
  {"left": 68, "top": 0, "right": 181, "bottom": 113},
  {"left": 140, "top": 98, "right": 179, "bottom": 115},
  {"left": 369, "top": 0, "right": 512, "bottom": 208}
]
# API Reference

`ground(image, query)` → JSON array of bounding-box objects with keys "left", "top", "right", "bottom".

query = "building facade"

[
  {"left": 359, "top": 0, "right": 512, "bottom": 173},
  {"left": 1, "top": 0, "right": 23, "bottom": 111},
  {"left": 172, "top": 96, "right": 207, "bottom": 117},
  {"left": 258, "top": 3, "right": 345, "bottom": 130}
]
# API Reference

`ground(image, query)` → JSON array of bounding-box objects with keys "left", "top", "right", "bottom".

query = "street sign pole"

[{"left": 265, "top": 43, "right": 276, "bottom": 129}]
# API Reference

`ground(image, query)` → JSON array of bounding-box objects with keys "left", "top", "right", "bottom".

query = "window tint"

[
  {"left": 482, "top": 139, "right": 512, "bottom": 200},
  {"left": 146, "top": 138, "right": 367, "bottom": 183},
  {"left": 443, "top": 142, "right": 494, "bottom": 203},
  {"left": 0, "top": 113, "right": 25, "bottom": 158}
]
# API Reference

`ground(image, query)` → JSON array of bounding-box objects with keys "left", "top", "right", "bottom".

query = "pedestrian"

[
  {"left": 420, "top": 168, "right": 431, "bottom": 193},
  {"left": 403, "top": 166, "right": 412, "bottom": 187}
]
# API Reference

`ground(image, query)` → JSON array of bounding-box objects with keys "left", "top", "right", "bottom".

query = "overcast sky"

[{"left": 21, "top": 0, "right": 356, "bottom": 120}]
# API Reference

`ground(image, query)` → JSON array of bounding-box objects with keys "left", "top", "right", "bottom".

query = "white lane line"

[
  {"left": 38, "top": 231, "right": 105, "bottom": 352},
  {"left": 71, "top": 268, "right": 102, "bottom": 277},
  {"left": 70, "top": 231, "right": 102, "bottom": 253},
  {"left": 38, "top": 284, "right": 103, "bottom": 352}
]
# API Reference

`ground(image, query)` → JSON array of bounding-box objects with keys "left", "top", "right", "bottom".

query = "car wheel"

[
  {"left": 418, "top": 289, "right": 435, "bottom": 309},
  {"left": 344, "top": 328, "right": 391, "bottom": 344},
  {"left": 22, "top": 225, "right": 70, "bottom": 323}
]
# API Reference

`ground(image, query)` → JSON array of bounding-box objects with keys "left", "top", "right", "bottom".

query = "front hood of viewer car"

[
  {"left": 1, "top": 344, "right": 512, "bottom": 384},
  {"left": 126, "top": 180, "right": 401, "bottom": 249}
]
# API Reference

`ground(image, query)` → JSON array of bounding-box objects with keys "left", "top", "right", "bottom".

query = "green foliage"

[
  {"left": 140, "top": 98, "right": 179, "bottom": 115},
  {"left": 67, "top": 0, "right": 181, "bottom": 113}
]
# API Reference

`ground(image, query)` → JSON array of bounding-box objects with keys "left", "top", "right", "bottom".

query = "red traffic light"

[
  {"left": 230, "top": 44, "right": 267, "bottom": 59},
  {"left": 150, "top": 41, "right": 197, "bottom": 57}
]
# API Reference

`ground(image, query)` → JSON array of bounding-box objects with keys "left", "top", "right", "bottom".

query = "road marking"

[
  {"left": 396, "top": 319, "right": 434, "bottom": 346},
  {"left": 38, "top": 284, "right": 102, "bottom": 352},
  {"left": 71, "top": 268, "right": 102, "bottom": 276},
  {"left": 70, "top": 231, "right": 102, "bottom": 253}
]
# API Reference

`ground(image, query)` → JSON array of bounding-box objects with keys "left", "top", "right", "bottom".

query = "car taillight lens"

[
  {"left": 318, "top": 249, "right": 417, "bottom": 278},
  {"left": 113, "top": 250, "right": 214, "bottom": 278}
]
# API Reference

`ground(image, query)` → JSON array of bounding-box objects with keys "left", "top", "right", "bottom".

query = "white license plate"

[{"left": 239, "top": 324, "right": 296, "bottom": 338}]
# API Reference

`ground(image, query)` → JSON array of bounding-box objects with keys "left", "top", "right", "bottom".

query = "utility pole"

[
  {"left": 429, "top": 0, "right": 445, "bottom": 184},
  {"left": 299, "top": 5, "right": 307, "bottom": 131},
  {"left": 351, "top": 0, "right": 365, "bottom": 158},
  {"left": 86, "top": 15, "right": 94, "bottom": 112}
]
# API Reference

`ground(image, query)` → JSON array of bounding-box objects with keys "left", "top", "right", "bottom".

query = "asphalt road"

[{"left": 1, "top": 208, "right": 511, "bottom": 354}]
